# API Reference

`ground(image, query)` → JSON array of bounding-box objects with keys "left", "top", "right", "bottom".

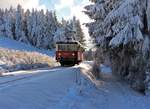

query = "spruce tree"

[{"left": 84, "top": 0, "right": 150, "bottom": 92}]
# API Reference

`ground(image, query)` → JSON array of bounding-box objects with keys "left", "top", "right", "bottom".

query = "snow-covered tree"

[
  {"left": 85, "top": 0, "right": 150, "bottom": 93},
  {"left": 54, "top": 17, "right": 86, "bottom": 46},
  {"left": 0, "top": 9, "right": 5, "bottom": 36},
  {"left": 0, "top": 5, "right": 68, "bottom": 50},
  {"left": 44, "top": 10, "right": 58, "bottom": 49},
  {"left": 3, "top": 7, "right": 15, "bottom": 39},
  {"left": 54, "top": 19, "right": 76, "bottom": 42},
  {"left": 30, "top": 9, "right": 38, "bottom": 46},
  {"left": 15, "top": 5, "right": 27, "bottom": 43},
  {"left": 36, "top": 9, "right": 45, "bottom": 48},
  {"left": 26, "top": 9, "right": 59, "bottom": 49},
  {"left": 23, "top": 9, "right": 30, "bottom": 44},
  {"left": 72, "top": 16, "right": 86, "bottom": 45}
]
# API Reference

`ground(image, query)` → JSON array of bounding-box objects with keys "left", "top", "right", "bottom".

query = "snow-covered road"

[
  {"left": 0, "top": 67, "right": 79, "bottom": 109},
  {"left": 0, "top": 64, "right": 150, "bottom": 109}
]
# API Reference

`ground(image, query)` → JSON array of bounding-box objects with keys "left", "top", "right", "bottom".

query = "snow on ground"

[
  {"left": 100, "top": 64, "right": 112, "bottom": 74},
  {"left": 0, "top": 67, "right": 78, "bottom": 109},
  {"left": 54, "top": 63, "right": 150, "bottom": 109},
  {"left": 0, "top": 37, "right": 55, "bottom": 57},
  {"left": 0, "top": 62, "right": 150, "bottom": 109},
  {"left": 0, "top": 37, "right": 56, "bottom": 73}
]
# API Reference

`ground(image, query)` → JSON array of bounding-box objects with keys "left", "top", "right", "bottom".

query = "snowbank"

[
  {"left": 0, "top": 48, "right": 57, "bottom": 74},
  {"left": 55, "top": 62, "right": 150, "bottom": 109},
  {"left": 0, "top": 37, "right": 55, "bottom": 57}
]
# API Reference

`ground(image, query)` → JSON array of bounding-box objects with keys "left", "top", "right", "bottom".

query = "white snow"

[
  {"left": 0, "top": 63, "right": 149, "bottom": 109},
  {"left": 109, "top": 15, "right": 143, "bottom": 47},
  {"left": 0, "top": 36, "right": 56, "bottom": 74},
  {"left": 100, "top": 64, "right": 112, "bottom": 74},
  {"left": 0, "top": 36, "right": 55, "bottom": 57},
  {"left": 54, "top": 63, "right": 150, "bottom": 109},
  {"left": 142, "top": 35, "right": 150, "bottom": 56},
  {"left": 0, "top": 67, "right": 78, "bottom": 109}
]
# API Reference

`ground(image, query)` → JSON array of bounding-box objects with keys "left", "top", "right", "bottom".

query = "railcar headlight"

[
  {"left": 58, "top": 53, "right": 61, "bottom": 56},
  {"left": 72, "top": 53, "right": 75, "bottom": 56}
]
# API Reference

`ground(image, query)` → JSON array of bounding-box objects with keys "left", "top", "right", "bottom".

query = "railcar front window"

[{"left": 57, "top": 43, "right": 81, "bottom": 51}]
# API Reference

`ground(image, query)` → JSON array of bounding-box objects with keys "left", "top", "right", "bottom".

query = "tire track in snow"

[{"left": 0, "top": 66, "right": 66, "bottom": 89}]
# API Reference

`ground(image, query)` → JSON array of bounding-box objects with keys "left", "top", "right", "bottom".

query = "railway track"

[
  {"left": 0, "top": 74, "right": 41, "bottom": 86},
  {"left": 0, "top": 66, "right": 64, "bottom": 87}
]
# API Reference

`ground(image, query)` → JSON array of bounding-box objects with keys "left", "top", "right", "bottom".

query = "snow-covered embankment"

[{"left": 55, "top": 62, "right": 150, "bottom": 109}]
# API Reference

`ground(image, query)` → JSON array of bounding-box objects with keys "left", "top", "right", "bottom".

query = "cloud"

[
  {"left": 0, "top": 0, "right": 46, "bottom": 11},
  {"left": 55, "top": 0, "right": 91, "bottom": 24},
  {"left": 23, "top": 0, "right": 47, "bottom": 11},
  {"left": 0, "top": 0, "right": 22, "bottom": 8},
  {"left": 55, "top": 0, "right": 74, "bottom": 9}
]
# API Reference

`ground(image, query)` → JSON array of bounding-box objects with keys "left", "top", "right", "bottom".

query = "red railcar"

[{"left": 56, "top": 41, "right": 84, "bottom": 66}]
